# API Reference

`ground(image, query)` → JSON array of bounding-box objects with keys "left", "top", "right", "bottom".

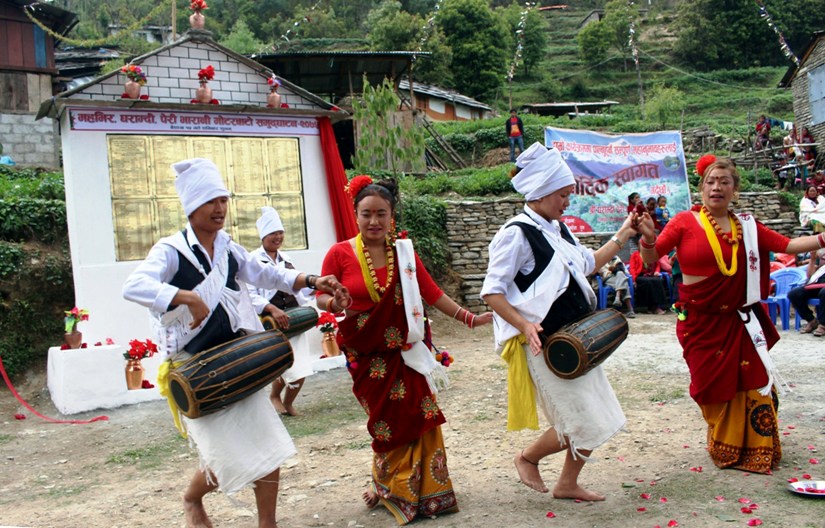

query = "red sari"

[
  {"left": 322, "top": 241, "right": 457, "bottom": 524},
  {"left": 657, "top": 209, "right": 789, "bottom": 473}
]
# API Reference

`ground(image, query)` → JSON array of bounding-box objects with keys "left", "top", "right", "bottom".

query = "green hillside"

[{"left": 434, "top": 5, "right": 793, "bottom": 154}]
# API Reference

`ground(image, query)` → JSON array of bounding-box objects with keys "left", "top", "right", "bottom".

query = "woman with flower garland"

[
  {"left": 636, "top": 154, "right": 825, "bottom": 473},
  {"left": 317, "top": 176, "right": 492, "bottom": 525}
]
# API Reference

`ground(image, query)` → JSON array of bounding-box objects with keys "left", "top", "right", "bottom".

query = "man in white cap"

[
  {"left": 481, "top": 143, "right": 640, "bottom": 504},
  {"left": 247, "top": 206, "right": 315, "bottom": 416},
  {"left": 123, "top": 158, "right": 351, "bottom": 528}
]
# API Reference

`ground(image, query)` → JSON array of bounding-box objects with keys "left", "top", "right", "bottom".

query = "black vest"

[
  {"left": 267, "top": 258, "right": 299, "bottom": 309},
  {"left": 168, "top": 233, "right": 242, "bottom": 354},
  {"left": 509, "top": 221, "right": 591, "bottom": 336}
]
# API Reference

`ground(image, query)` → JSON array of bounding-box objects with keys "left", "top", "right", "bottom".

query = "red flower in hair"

[
  {"left": 695, "top": 154, "right": 717, "bottom": 177},
  {"left": 345, "top": 175, "right": 373, "bottom": 201}
]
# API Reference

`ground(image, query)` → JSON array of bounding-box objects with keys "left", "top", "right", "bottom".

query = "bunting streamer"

[
  {"left": 413, "top": 0, "right": 443, "bottom": 63},
  {"left": 507, "top": 3, "right": 535, "bottom": 81},
  {"left": 627, "top": 3, "right": 640, "bottom": 70},
  {"left": 266, "top": 0, "right": 324, "bottom": 53},
  {"left": 754, "top": 0, "right": 799, "bottom": 65},
  {"left": 23, "top": 1, "right": 168, "bottom": 48}
]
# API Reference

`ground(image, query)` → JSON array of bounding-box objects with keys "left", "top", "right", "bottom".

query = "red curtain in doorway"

[{"left": 317, "top": 116, "right": 358, "bottom": 241}]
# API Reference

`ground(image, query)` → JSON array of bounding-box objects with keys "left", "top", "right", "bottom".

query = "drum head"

[{"left": 544, "top": 339, "right": 582, "bottom": 377}]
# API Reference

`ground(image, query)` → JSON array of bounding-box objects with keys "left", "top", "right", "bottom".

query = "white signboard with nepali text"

[
  {"left": 68, "top": 107, "right": 320, "bottom": 136},
  {"left": 544, "top": 127, "right": 690, "bottom": 234}
]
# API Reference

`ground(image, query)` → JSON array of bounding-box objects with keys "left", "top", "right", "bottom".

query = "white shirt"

[
  {"left": 480, "top": 205, "right": 595, "bottom": 298},
  {"left": 246, "top": 247, "right": 311, "bottom": 314},
  {"left": 122, "top": 225, "right": 302, "bottom": 314}
]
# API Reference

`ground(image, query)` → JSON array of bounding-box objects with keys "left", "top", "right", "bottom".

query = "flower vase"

[
  {"left": 189, "top": 11, "right": 205, "bottom": 29},
  {"left": 125, "top": 359, "right": 145, "bottom": 390},
  {"left": 64, "top": 331, "right": 82, "bottom": 349},
  {"left": 123, "top": 80, "right": 141, "bottom": 99},
  {"left": 321, "top": 331, "right": 340, "bottom": 357},
  {"left": 195, "top": 81, "right": 212, "bottom": 103},
  {"left": 266, "top": 88, "right": 281, "bottom": 108}
]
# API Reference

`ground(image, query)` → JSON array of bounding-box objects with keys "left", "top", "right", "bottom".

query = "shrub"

[
  {"left": 0, "top": 199, "right": 67, "bottom": 243},
  {"left": 397, "top": 195, "right": 449, "bottom": 277}
]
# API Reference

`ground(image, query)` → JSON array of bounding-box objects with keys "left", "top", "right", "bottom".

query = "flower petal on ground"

[{"left": 545, "top": 511, "right": 555, "bottom": 518}]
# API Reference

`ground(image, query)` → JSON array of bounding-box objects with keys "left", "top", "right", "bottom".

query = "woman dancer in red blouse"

[
  {"left": 636, "top": 155, "right": 825, "bottom": 473},
  {"left": 318, "top": 176, "right": 492, "bottom": 525}
]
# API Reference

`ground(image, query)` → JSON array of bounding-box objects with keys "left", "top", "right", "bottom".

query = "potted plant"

[
  {"left": 120, "top": 64, "right": 147, "bottom": 99},
  {"left": 189, "top": 0, "right": 208, "bottom": 29},
  {"left": 316, "top": 312, "right": 340, "bottom": 357},
  {"left": 123, "top": 339, "right": 158, "bottom": 390},
  {"left": 193, "top": 65, "right": 217, "bottom": 104},
  {"left": 63, "top": 307, "right": 89, "bottom": 349}
]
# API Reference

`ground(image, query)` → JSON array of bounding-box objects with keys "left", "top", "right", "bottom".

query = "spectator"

[
  {"left": 646, "top": 197, "right": 661, "bottom": 232},
  {"left": 599, "top": 256, "right": 635, "bottom": 318},
  {"left": 654, "top": 195, "right": 671, "bottom": 229},
  {"left": 755, "top": 115, "right": 771, "bottom": 150},
  {"left": 629, "top": 251, "right": 668, "bottom": 314},
  {"left": 808, "top": 170, "right": 825, "bottom": 196},
  {"left": 789, "top": 249, "right": 825, "bottom": 336},
  {"left": 800, "top": 126, "right": 817, "bottom": 166},
  {"left": 627, "top": 192, "right": 643, "bottom": 215},
  {"left": 799, "top": 185, "right": 825, "bottom": 234},
  {"left": 506, "top": 109, "right": 525, "bottom": 163}
]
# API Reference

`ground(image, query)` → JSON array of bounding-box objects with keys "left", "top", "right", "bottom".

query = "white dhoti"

[
  {"left": 281, "top": 329, "right": 315, "bottom": 384},
  {"left": 524, "top": 345, "right": 625, "bottom": 454},
  {"left": 183, "top": 389, "right": 296, "bottom": 496}
]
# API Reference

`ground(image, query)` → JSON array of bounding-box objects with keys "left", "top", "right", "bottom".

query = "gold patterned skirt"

[
  {"left": 371, "top": 426, "right": 458, "bottom": 525},
  {"left": 700, "top": 389, "right": 781, "bottom": 474}
]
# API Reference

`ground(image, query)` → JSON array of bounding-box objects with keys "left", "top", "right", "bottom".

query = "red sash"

[{"left": 338, "top": 263, "right": 445, "bottom": 453}]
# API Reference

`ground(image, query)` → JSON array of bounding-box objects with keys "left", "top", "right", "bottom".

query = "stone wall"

[
  {"left": 0, "top": 111, "right": 60, "bottom": 167},
  {"left": 790, "top": 36, "right": 825, "bottom": 146},
  {"left": 445, "top": 192, "right": 800, "bottom": 313}
]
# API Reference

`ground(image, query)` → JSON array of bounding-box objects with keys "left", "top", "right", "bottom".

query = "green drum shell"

[
  {"left": 261, "top": 306, "right": 318, "bottom": 338},
  {"left": 542, "top": 308, "right": 628, "bottom": 380},
  {"left": 168, "top": 330, "right": 294, "bottom": 419}
]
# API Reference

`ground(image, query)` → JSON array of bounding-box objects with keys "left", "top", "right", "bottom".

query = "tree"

[
  {"left": 219, "top": 19, "right": 265, "bottom": 55},
  {"left": 498, "top": 4, "right": 547, "bottom": 77},
  {"left": 352, "top": 78, "right": 426, "bottom": 177},
  {"left": 674, "top": 0, "right": 778, "bottom": 70},
  {"left": 577, "top": 18, "right": 612, "bottom": 65},
  {"left": 602, "top": 0, "right": 636, "bottom": 69},
  {"left": 644, "top": 84, "right": 686, "bottom": 129},
  {"left": 367, "top": 1, "right": 422, "bottom": 51},
  {"left": 412, "top": 27, "right": 455, "bottom": 88},
  {"left": 438, "top": 0, "right": 508, "bottom": 101}
]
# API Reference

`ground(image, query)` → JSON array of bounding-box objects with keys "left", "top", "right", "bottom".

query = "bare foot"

[
  {"left": 282, "top": 404, "right": 300, "bottom": 417},
  {"left": 183, "top": 498, "right": 214, "bottom": 528},
  {"left": 362, "top": 489, "right": 380, "bottom": 509},
  {"left": 270, "top": 396, "right": 288, "bottom": 415},
  {"left": 514, "top": 451, "right": 549, "bottom": 493},
  {"left": 552, "top": 484, "right": 605, "bottom": 501}
]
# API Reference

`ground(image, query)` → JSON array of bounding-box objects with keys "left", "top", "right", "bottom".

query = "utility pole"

[{"left": 171, "top": 0, "right": 177, "bottom": 41}]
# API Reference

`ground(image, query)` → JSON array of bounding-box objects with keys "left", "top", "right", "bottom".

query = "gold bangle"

[{"left": 610, "top": 236, "right": 623, "bottom": 249}]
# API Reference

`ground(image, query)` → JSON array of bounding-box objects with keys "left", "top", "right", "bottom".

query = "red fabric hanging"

[{"left": 317, "top": 116, "right": 358, "bottom": 241}]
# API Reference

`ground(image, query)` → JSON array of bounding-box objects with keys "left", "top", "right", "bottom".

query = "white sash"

[
  {"left": 736, "top": 214, "right": 789, "bottom": 396},
  {"left": 396, "top": 239, "right": 449, "bottom": 393},
  {"left": 492, "top": 214, "right": 597, "bottom": 351},
  {"left": 153, "top": 232, "right": 262, "bottom": 356}
]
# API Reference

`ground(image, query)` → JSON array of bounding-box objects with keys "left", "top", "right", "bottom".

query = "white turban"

[
  {"left": 256, "top": 206, "right": 284, "bottom": 239},
  {"left": 512, "top": 142, "right": 575, "bottom": 201},
  {"left": 172, "top": 158, "right": 230, "bottom": 216}
]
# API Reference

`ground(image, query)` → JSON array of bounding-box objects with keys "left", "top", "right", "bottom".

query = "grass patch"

[
  {"left": 344, "top": 439, "right": 371, "bottom": 450},
  {"left": 284, "top": 377, "right": 365, "bottom": 439},
  {"left": 0, "top": 433, "right": 13, "bottom": 445},
  {"left": 105, "top": 435, "right": 188, "bottom": 469},
  {"left": 649, "top": 386, "right": 686, "bottom": 403}
]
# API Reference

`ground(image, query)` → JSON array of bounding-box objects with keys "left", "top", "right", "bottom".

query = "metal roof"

[
  {"left": 778, "top": 30, "right": 825, "bottom": 88},
  {"left": 521, "top": 100, "right": 619, "bottom": 117},
  {"left": 9, "top": 0, "right": 78, "bottom": 35},
  {"left": 398, "top": 79, "right": 492, "bottom": 111},
  {"left": 251, "top": 51, "right": 430, "bottom": 99}
]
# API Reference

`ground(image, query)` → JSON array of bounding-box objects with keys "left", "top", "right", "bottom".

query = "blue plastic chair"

[
  {"left": 762, "top": 268, "right": 807, "bottom": 330},
  {"left": 596, "top": 274, "right": 635, "bottom": 310}
]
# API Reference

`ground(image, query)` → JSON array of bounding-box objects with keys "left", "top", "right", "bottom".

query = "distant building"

[
  {"left": 107, "top": 24, "right": 173, "bottom": 45},
  {"left": 779, "top": 30, "right": 825, "bottom": 146},
  {"left": 0, "top": 0, "right": 77, "bottom": 167},
  {"left": 399, "top": 79, "right": 493, "bottom": 122}
]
